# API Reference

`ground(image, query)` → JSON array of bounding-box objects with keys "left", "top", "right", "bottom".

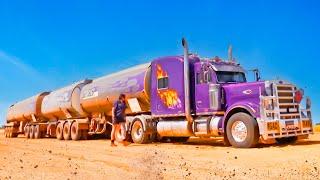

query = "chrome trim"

[
  {"left": 182, "top": 38, "right": 193, "bottom": 124},
  {"left": 259, "top": 82, "right": 313, "bottom": 140}
]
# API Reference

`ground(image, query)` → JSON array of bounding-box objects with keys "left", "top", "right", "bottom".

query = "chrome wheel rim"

[{"left": 231, "top": 121, "right": 248, "bottom": 143}]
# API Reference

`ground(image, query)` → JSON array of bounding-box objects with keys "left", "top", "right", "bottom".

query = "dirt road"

[{"left": 0, "top": 130, "right": 319, "bottom": 180}]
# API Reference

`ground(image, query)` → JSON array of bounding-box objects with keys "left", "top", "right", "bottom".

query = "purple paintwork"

[
  {"left": 221, "top": 81, "right": 266, "bottom": 130},
  {"left": 151, "top": 56, "right": 186, "bottom": 116}
]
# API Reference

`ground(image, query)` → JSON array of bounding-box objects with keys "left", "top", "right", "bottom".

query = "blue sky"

[{"left": 0, "top": 0, "right": 319, "bottom": 124}]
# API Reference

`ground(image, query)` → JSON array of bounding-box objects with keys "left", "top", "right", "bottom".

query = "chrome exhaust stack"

[
  {"left": 228, "top": 45, "right": 233, "bottom": 62},
  {"left": 182, "top": 38, "right": 193, "bottom": 125},
  {"left": 156, "top": 38, "right": 195, "bottom": 138}
]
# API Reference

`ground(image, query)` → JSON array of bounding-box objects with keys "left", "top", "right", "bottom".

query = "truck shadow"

[
  {"left": 13, "top": 135, "right": 320, "bottom": 148},
  {"left": 165, "top": 138, "right": 320, "bottom": 148},
  {"left": 257, "top": 140, "right": 320, "bottom": 148}
]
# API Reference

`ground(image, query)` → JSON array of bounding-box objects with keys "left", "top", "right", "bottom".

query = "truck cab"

[
  {"left": 190, "top": 56, "right": 313, "bottom": 147},
  {"left": 149, "top": 39, "right": 313, "bottom": 148}
]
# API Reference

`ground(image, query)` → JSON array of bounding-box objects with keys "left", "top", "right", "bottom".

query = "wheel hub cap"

[{"left": 231, "top": 121, "right": 248, "bottom": 142}]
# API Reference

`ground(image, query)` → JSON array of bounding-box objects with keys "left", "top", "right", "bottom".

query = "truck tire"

[
  {"left": 25, "top": 125, "right": 30, "bottom": 138},
  {"left": 131, "top": 120, "right": 149, "bottom": 144},
  {"left": 29, "top": 125, "right": 35, "bottom": 139},
  {"left": 226, "top": 112, "right": 259, "bottom": 148},
  {"left": 56, "top": 123, "right": 64, "bottom": 140},
  {"left": 34, "top": 125, "right": 41, "bottom": 139},
  {"left": 63, "top": 122, "right": 71, "bottom": 140},
  {"left": 275, "top": 136, "right": 297, "bottom": 144},
  {"left": 71, "top": 122, "right": 81, "bottom": 141}
]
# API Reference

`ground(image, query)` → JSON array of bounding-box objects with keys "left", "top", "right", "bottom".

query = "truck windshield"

[{"left": 216, "top": 71, "right": 246, "bottom": 83}]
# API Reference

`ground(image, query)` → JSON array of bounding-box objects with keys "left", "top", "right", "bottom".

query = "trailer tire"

[
  {"left": 56, "top": 123, "right": 64, "bottom": 140},
  {"left": 131, "top": 120, "right": 149, "bottom": 144},
  {"left": 63, "top": 122, "right": 71, "bottom": 140},
  {"left": 34, "top": 125, "right": 41, "bottom": 139},
  {"left": 29, "top": 125, "right": 35, "bottom": 139},
  {"left": 4, "top": 127, "right": 7, "bottom": 138},
  {"left": 24, "top": 125, "right": 30, "bottom": 138},
  {"left": 71, "top": 122, "right": 81, "bottom": 141},
  {"left": 226, "top": 112, "right": 259, "bottom": 148}
]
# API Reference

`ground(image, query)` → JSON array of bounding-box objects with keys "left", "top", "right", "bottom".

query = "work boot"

[
  {"left": 120, "top": 141, "right": 130, "bottom": 146},
  {"left": 110, "top": 141, "right": 117, "bottom": 147}
]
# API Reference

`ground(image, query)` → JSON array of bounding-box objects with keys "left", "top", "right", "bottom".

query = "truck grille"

[{"left": 275, "top": 84, "right": 300, "bottom": 120}]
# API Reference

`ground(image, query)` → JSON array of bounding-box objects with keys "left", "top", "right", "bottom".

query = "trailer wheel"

[
  {"left": 29, "top": 125, "right": 35, "bottom": 139},
  {"left": 56, "top": 123, "right": 64, "bottom": 140},
  {"left": 63, "top": 123, "right": 71, "bottom": 140},
  {"left": 34, "top": 125, "right": 41, "bottom": 139},
  {"left": 4, "top": 127, "right": 7, "bottom": 138},
  {"left": 131, "top": 120, "right": 149, "bottom": 144},
  {"left": 71, "top": 122, "right": 81, "bottom": 141},
  {"left": 226, "top": 112, "right": 259, "bottom": 148},
  {"left": 24, "top": 125, "right": 30, "bottom": 138}
]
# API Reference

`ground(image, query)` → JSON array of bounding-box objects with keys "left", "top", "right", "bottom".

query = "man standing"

[{"left": 110, "top": 94, "right": 128, "bottom": 146}]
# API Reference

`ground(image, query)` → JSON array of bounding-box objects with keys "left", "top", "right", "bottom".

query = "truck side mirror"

[{"left": 253, "top": 69, "right": 261, "bottom": 81}]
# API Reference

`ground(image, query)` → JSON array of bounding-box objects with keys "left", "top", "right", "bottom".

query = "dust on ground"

[{"left": 0, "top": 129, "right": 319, "bottom": 180}]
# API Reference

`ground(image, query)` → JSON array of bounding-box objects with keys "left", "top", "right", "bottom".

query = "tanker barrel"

[
  {"left": 41, "top": 79, "right": 92, "bottom": 120},
  {"left": 6, "top": 92, "right": 50, "bottom": 123},
  {"left": 80, "top": 63, "right": 151, "bottom": 116}
]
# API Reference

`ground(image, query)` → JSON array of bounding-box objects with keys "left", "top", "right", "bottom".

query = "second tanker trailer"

[{"left": 4, "top": 38, "right": 313, "bottom": 148}]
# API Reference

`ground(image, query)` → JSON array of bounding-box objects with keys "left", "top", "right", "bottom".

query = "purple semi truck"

[{"left": 4, "top": 38, "right": 313, "bottom": 148}]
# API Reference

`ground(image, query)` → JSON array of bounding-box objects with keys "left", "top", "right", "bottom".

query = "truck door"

[{"left": 194, "top": 64, "right": 220, "bottom": 114}]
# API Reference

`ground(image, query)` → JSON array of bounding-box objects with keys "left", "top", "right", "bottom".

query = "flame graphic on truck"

[{"left": 156, "top": 64, "right": 182, "bottom": 109}]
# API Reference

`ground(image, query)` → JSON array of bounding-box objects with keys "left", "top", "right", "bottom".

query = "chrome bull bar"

[{"left": 258, "top": 83, "right": 313, "bottom": 140}]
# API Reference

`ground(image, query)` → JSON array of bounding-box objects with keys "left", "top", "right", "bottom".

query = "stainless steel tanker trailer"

[{"left": 4, "top": 38, "right": 313, "bottom": 148}]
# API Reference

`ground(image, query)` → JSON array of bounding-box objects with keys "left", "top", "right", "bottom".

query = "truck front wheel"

[
  {"left": 226, "top": 112, "right": 259, "bottom": 148},
  {"left": 131, "top": 120, "right": 149, "bottom": 144}
]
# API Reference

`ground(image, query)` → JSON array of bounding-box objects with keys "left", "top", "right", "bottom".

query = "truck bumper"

[{"left": 257, "top": 117, "right": 313, "bottom": 140}]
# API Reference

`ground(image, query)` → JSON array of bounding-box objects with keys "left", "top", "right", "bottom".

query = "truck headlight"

[{"left": 263, "top": 99, "right": 273, "bottom": 110}]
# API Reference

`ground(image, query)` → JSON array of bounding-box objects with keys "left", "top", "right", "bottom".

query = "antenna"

[{"left": 228, "top": 45, "right": 233, "bottom": 62}]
